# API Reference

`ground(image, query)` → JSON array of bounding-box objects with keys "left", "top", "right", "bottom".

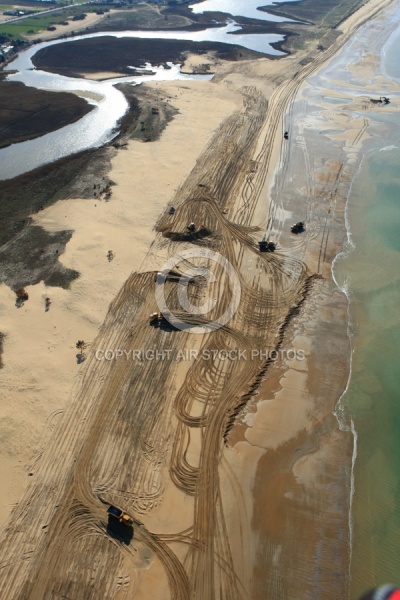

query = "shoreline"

[
  {"left": 0, "top": 0, "right": 396, "bottom": 597},
  {"left": 305, "top": 3, "right": 400, "bottom": 591},
  {"left": 328, "top": 8, "right": 400, "bottom": 584}
]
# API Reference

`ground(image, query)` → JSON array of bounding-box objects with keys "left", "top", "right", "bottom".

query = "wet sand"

[{"left": 309, "top": 4, "right": 400, "bottom": 596}]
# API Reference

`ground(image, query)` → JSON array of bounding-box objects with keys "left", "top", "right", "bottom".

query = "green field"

[
  {"left": 0, "top": 16, "right": 69, "bottom": 38},
  {"left": 0, "top": 4, "right": 110, "bottom": 39}
]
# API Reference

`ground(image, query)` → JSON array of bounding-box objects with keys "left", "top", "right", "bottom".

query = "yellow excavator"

[
  {"left": 149, "top": 312, "right": 163, "bottom": 325},
  {"left": 107, "top": 505, "right": 134, "bottom": 527}
]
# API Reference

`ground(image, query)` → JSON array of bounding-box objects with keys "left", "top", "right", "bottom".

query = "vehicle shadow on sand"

[{"left": 106, "top": 518, "right": 134, "bottom": 545}]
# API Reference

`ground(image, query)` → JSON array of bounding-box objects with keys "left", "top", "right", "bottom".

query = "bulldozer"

[
  {"left": 258, "top": 240, "right": 276, "bottom": 252},
  {"left": 291, "top": 221, "right": 305, "bottom": 234}
]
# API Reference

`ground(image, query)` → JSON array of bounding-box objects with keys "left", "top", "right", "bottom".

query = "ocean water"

[
  {"left": 329, "top": 5, "right": 400, "bottom": 594},
  {"left": 383, "top": 25, "right": 400, "bottom": 80},
  {"left": 334, "top": 137, "right": 400, "bottom": 594}
]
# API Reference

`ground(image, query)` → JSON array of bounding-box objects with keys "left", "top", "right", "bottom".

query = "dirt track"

[{"left": 0, "top": 0, "right": 393, "bottom": 597}]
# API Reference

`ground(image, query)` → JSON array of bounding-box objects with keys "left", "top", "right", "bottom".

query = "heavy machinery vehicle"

[
  {"left": 258, "top": 240, "right": 276, "bottom": 252},
  {"left": 107, "top": 505, "right": 134, "bottom": 527},
  {"left": 149, "top": 312, "right": 164, "bottom": 325},
  {"left": 291, "top": 221, "right": 305, "bottom": 234}
]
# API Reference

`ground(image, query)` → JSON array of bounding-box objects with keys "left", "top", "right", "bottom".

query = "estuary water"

[
  {"left": 0, "top": 61, "right": 212, "bottom": 180},
  {"left": 0, "top": 0, "right": 296, "bottom": 180},
  {"left": 188, "top": 0, "right": 300, "bottom": 23}
]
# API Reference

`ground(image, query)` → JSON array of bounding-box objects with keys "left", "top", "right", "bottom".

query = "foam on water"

[
  {"left": 349, "top": 419, "right": 358, "bottom": 568},
  {"left": 332, "top": 248, "right": 356, "bottom": 576},
  {"left": 379, "top": 144, "right": 399, "bottom": 152}
]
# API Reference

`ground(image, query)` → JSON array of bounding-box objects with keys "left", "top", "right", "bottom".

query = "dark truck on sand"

[{"left": 107, "top": 505, "right": 134, "bottom": 527}]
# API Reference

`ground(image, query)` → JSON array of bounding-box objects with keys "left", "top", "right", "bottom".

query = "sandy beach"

[
  {"left": 0, "top": 77, "right": 241, "bottom": 521},
  {"left": 0, "top": 0, "right": 398, "bottom": 596}
]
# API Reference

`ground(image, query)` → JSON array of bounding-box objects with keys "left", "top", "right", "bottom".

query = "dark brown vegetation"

[
  {"left": 15, "top": 286, "right": 29, "bottom": 307},
  {"left": 75, "top": 340, "right": 86, "bottom": 354},
  {"left": 0, "top": 147, "right": 115, "bottom": 290},
  {"left": 76, "top": 340, "right": 87, "bottom": 363},
  {"left": 2, "top": 224, "right": 80, "bottom": 290},
  {"left": 32, "top": 36, "right": 263, "bottom": 77},
  {"left": 0, "top": 81, "right": 93, "bottom": 149},
  {"left": 116, "top": 82, "right": 178, "bottom": 142},
  {"left": 261, "top": 0, "right": 368, "bottom": 52},
  {"left": 265, "top": 0, "right": 366, "bottom": 26},
  {"left": 0, "top": 146, "right": 115, "bottom": 248},
  {"left": 87, "top": 5, "right": 192, "bottom": 32}
]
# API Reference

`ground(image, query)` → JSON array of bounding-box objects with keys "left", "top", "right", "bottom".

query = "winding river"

[{"left": 0, "top": 0, "right": 297, "bottom": 180}]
